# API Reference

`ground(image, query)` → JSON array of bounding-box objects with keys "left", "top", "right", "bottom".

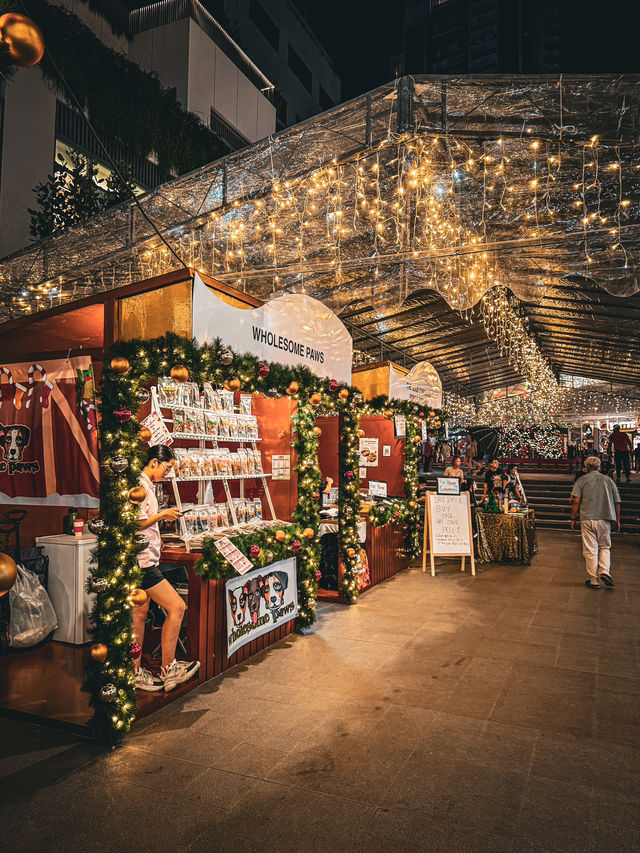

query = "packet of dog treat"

[
  {"left": 219, "top": 390, "right": 234, "bottom": 412},
  {"left": 200, "top": 450, "right": 214, "bottom": 478},
  {"left": 228, "top": 414, "right": 239, "bottom": 439},
  {"left": 247, "top": 416, "right": 258, "bottom": 440},
  {"left": 194, "top": 409, "right": 205, "bottom": 435},
  {"left": 253, "top": 498, "right": 263, "bottom": 521},
  {"left": 218, "top": 415, "right": 230, "bottom": 439},
  {"left": 184, "top": 408, "right": 198, "bottom": 435},
  {"left": 218, "top": 503, "right": 229, "bottom": 528},
  {"left": 237, "top": 449, "right": 249, "bottom": 475},
  {"left": 252, "top": 450, "right": 263, "bottom": 474},
  {"left": 158, "top": 377, "right": 178, "bottom": 407},
  {"left": 218, "top": 449, "right": 231, "bottom": 476},
  {"left": 189, "top": 452, "right": 202, "bottom": 478},
  {"left": 204, "top": 411, "right": 217, "bottom": 436},
  {"left": 229, "top": 452, "right": 240, "bottom": 476},
  {"left": 239, "top": 394, "right": 252, "bottom": 414},
  {"left": 172, "top": 409, "right": 185, "bottom": 434},
  {"left": 175, "top": 449, "right": 190, "bottom": 480}
]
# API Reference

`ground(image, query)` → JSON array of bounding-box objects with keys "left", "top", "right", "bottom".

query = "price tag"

[
  {"left": 369, "top": 480, "right": 388, "bottom": 498},
  {"left": 140, "top": 411, "right": 172, "bottom": 446},
  {"left": 214, "top": 536, "right": 254, "bottom": 575},
  {"left": 394, "top": 415, "right": 406, "bottom": 438}
]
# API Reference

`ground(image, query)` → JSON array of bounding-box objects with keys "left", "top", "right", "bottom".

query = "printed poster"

[
  {"left": 226, "top": 558, "right": 298, "bottom": 657},
  {"left": 359, "top": 437, "right": 379, "bottom": 467},
  {"left": 0, "top": 357, "right": 99, "bottom": 506}
]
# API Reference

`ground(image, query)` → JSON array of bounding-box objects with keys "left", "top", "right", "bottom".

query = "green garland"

[
  {"left": 338, "top": 408, "right": 361, "bottom": 603},
  {"left": 195, "top": 524, "right": 310, "bottom": 579}
]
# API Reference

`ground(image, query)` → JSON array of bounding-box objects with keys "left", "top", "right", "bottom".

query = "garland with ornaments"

[{"left": 86, "top": 332, "right": 447, "bottom": 742}]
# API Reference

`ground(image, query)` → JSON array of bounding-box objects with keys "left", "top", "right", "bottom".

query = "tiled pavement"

[{"left": 1, "top": 530, "right": 638, "bottom": 852}]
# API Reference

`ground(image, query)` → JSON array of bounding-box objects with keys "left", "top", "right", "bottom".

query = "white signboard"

[
  {"left": 423, "top": 493, "right": 475, "bottom": 577},
  {"left": 369, "top": 480, "right": 388, "bottom": 498},
  {"left": 359, "top": 437, "right": 379, "bottom": 467},
  {"left": 388, "top": 362, "right": 443, "bottom": 408},
  {"left": 192, "top": 274, "right": 352, "bottom": 383},
  {"left": 225, "top": 558, "right": 298, "bottom": 657},
  {"left": 437, "top": 477, "right": 460, "bottom": 495},
  {"left": 394, "top": 415, "right": 406, "bottom": 438},
  {"left": 271, "top": 454, "right": 291, "bottom": 481}
]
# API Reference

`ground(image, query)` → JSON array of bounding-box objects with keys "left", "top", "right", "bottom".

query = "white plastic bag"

[{"left": 8, "top": 564, "right": 58, "bottom": 648}]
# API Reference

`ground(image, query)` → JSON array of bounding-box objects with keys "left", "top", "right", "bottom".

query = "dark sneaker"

[
  {"left": 584, "top": 580, "right": 601, "bottom": 589},
  {"left": 134, "top": 666, "right": 164, "bottom": 692},
  {"left": 600, "top": 574, "right": 615, "bottom": 587},
  {"left": 162, "top": 659, "right": 201, "bottom": 692}
]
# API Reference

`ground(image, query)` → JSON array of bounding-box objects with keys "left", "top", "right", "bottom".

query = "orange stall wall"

[{"left": 358, "top": 416, "right": 406, "bottom": 498}]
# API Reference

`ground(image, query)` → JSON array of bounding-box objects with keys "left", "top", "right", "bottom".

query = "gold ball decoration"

[
  {"left": 338, "top": 388, "right": 349, "bottom": 401},
  {"left": 303, "top": 527, "right": 315, "bottom": 539},
  {"left": 170, "top": 365, "right": 189, "bottom": 383},
  {"left": 224, "top": 377, "right": 241, "bottom": 392},
  {"left": 128, "top": 486, "right": 146, "bottom": 504},
  {"left": 0, "top": 13, "right": 45, "bottom": 67},
  {"left": 428, "top": 411, "right": 435, "bottom": 418},
  {"left": 110, "top": 356, "right": 130, "bottom": 374},
  {"left": 408, "top": 500, "right": 417, "bottom": 509},
  {"left": 346, "top": 547, "right": 356, "bottom": 558},
  {"left": 383, "top": 409, "right": 394, "bottom": 420},
  {"left": 356, "top": 429, "right": 365, "bottom": 438},
  {"left": 413, "top": 435, "right": 422, "bottom": 444},
  {"left": 0, "top": 552, "right": 18, "bottom": 597},
  {"left": 138, "top": 426, "right": 152, "bottom": 443},
  {"left": 286, "top": 381, "right": 299, "bottom": 395},
  {"left": 313, "top": 426, "right": 322, "bottom": 437},
  {"left": 128, "top": 588, "right": 148, "bottom": 606},
  {"left": 433, "top": 420, "right": 441, "bottom": 428},
  {"left": 90, "top": 643, "right": 108, "bottom": 662},
  {"left": 309, "top": 393, "right": 322, "bottom": 406},
  {"left": 275, "top": 530, "right": 286, "bottom": 543}
]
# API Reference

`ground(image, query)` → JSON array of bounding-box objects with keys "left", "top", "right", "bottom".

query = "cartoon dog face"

[
  {"left": 0, "top": 424, "right": 31, "bottom": 462},
  {"left": 243, "top": 576, "right": 264, "bottom": 625},
  {"left": 262, "top": 571, "right": 288, "bottom": 612},
  {"left": 228, "top": 586, "right": 247, "bottom": 627}
]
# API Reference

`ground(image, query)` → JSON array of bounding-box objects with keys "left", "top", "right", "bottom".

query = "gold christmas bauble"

[
  {"left": 286, "top": 381, "right": 299, "bottom": 395},
  {"left": 224, "top": 377, "right": 241, "bottom": 392},
  {"left": 413, "top": 435, "right": 422, "bottom": 444},
  {"left": 0, "top": 14, "right": 45, "bottom": 67},
  {"left": 313, "top": 426, "right": 322, "bottom": 437},
  {"left": 90, "top": 643, "right": 108, "bottom": 662},
  {"left": 338, "top": 388, "right": 349, "bottom": 400},
  {"left": 138, "top": 426, "right": 152, "bottom": 443},
  {"left": 275, "top": 530, "right": 286, "bottom": 543},
  {"left": 433, "top": 420, "right": 441, "bottom": 428},
  {"left": 346, "top": 547, "right": 356, "bottom": 558},
  {"left": 356, "top": 429, "right": 365, "bottom": 438},
  {"left": 383, "top": 408, "right": 394, "bottom": 420},
  {"left": 170, "top": 365, "right": 189, "bottom": 383},
  {"left": 0, "top": 552, "right": 18, "bottom": 597},
  {"left": 110, "top": 356, "right": 130, "bottom": 374},
  {"left": 309, "top": 393, "right": 322, "bottom": 406},
  {"left": 303, "top": 527, "right": 315, "bottom": 539},
  {"left": 128, "top": 486, "right": 146, "bottom": 504},
  {"left": 409, "top": 500, "right": 417, "bottom": 508},
  {"left": 428, "top": 411, "right": 435, "bottom": 418},
  {"left": 128, "top": 588, "right": 148, "bottom": 606}
]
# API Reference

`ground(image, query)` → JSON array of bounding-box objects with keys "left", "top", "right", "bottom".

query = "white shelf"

[
  {"left": 170, "top": 432, "right": 261, "bottom": 442},
  {"left": 172, "top": 474, "right": 270, "bottom": 482}
]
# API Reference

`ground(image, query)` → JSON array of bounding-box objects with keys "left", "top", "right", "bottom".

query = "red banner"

[{"left": 0, "top": 357, "right": 99, "bottom": 506}]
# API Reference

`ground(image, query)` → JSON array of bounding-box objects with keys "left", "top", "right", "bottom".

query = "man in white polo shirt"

[{"left": 570, "top": 456, "right": 621, "bottom": 589}]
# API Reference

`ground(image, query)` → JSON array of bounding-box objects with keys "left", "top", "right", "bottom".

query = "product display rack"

[{"left": 150, "top": 387, "right": 276, "bottom": 549}]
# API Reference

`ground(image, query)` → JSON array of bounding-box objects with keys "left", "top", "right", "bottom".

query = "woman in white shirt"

[{"left": 133, "top": 445, "right": 200, "bottom": 693}]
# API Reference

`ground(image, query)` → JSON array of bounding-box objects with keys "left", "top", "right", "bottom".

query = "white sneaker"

[
  {"left": 161, "top": 659, "right": 201, "bottom": 692},
  {"left": 134, "top": 666, "right": 164, "bottom": 692}
]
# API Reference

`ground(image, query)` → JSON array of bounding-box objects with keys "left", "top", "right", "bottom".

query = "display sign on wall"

[
  {"left": 192, "top": 274, "right": 352, "bottom": 383},
  {"left": 0, "top": 357, "right": 99, "bottom": 507},
  {"left": 225, "top": 559, "right": 298, "bottom": 657},
  {"left": 359, "top": 437, "right": 379, "bottom": 467},
  {"left": 393, "top": 415, "right": 406, "bottom": 438}
]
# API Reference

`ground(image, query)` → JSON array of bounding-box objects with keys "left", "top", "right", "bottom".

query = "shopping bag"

[{"left": 8, "top": 564, "right": 58, "bottom": 648}]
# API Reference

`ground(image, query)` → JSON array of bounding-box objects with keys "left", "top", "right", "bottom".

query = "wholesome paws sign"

[{"left": 225, "top": 558, "right": 298, "bottom": 658}]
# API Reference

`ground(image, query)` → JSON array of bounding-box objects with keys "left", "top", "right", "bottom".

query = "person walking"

[
  {"left": 607, "top": 424, "right": 632, "bottom": 484},
  {"left": 570, "top": 456, "right": 621, "bottom": 589}
]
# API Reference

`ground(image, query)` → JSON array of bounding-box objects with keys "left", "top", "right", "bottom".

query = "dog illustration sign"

[{"left": 225, "top": 558, "right": 298, "bottom": 658}]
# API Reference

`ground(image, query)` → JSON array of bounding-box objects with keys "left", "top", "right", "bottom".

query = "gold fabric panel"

[
  {"left": 476, "top": 509, "right": 538, "bottom": 564},
  {"left": 118, "top": 280, "right": 192, "bottom": 341}
]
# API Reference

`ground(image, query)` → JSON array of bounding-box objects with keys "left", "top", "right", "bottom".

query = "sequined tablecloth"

[{"left": 475, "top": 509, "right": 537, "bottom": 564}]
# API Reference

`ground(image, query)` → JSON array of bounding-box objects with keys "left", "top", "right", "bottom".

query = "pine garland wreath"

[{"left": 338, "top": 408, "right": 361, "bottom": 603}]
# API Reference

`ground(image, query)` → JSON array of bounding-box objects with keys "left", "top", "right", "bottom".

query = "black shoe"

[
  {"left": 600, "top": 574, "right": 615, "bottom": 587},
  {"left": 584, "top": 580, "right": 601, "bottom": 589}
]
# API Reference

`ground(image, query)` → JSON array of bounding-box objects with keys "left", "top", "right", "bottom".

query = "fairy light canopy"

[{"left": 1, "top": 74, "right": 639, "bottom": 394}]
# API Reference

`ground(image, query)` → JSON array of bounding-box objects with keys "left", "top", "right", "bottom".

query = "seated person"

[
  {"left": 505, "top": 464, "right": 525, "bottom": 506},
  {"left": 483, "top": 458, "right": 505, "bottom": 500},
  {"left": 132, "top": 445, "right": 201, "bottom": 692},
  {"left": 444, "top": 456, "right": 465, "bottom": 482}
]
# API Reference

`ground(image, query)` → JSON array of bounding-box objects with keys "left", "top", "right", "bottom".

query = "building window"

[
  {"left": 274, "top": 92, "right": 288, "bottom": 129},
  {"left": 249, "top": 0, "right": 279, "bottom": 51},
  {"left": 288, "top": 45, "right": 312, "bottom": 92},
  {"left": 318, "top": 85, "right": 333, "bottom": 111}
]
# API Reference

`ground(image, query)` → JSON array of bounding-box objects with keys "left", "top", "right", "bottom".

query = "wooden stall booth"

[{"left": 0, "top": 270, "right": 314, "bottom": 735}]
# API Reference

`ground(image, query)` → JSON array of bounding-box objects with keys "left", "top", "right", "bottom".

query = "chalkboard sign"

[{"left": 422, "top": 492, "right": 475, "bottom": 577}]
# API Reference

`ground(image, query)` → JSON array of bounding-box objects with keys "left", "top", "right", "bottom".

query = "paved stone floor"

[{"left": 1, "top": 530, "right": 639, "bottom": 852}]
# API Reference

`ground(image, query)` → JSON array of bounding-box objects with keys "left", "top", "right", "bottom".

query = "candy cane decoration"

[
  {"left": 0, "top": 366, "right": 26, "bottom": 409},
  {"left": 25, "top": 363, "right": 54, "bottom": 410}
]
